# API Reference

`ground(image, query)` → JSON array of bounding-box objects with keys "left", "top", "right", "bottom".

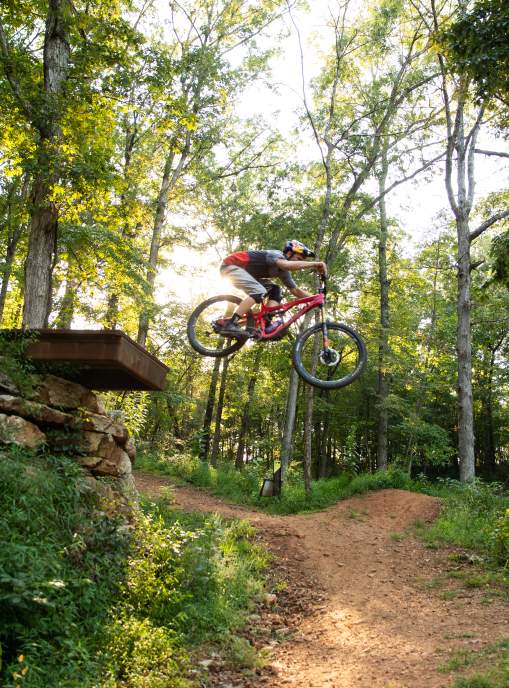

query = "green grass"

[
  {"left": 137, "top": 452, "right": 509, "bottom": 574},
  {"left": 438, "top": 638, "right": 509, "bottom": 687},
  {"left": 413, "top": 478, "right": 509, "bottom": 569},
  {"left": 0, "top": 447, "right": 269, "bottom": 687},
  {"left": 136, "top": 451, "right": 414, "bottom": 515}
]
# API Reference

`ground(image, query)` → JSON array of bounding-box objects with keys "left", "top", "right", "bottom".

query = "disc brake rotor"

[{"left": 320, "top": 348, "right": 340, "bottom": 366}]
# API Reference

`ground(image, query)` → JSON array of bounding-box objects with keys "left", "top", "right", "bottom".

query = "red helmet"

[{"left": 283, "top": 239, "right": 315, "bottom": 258}]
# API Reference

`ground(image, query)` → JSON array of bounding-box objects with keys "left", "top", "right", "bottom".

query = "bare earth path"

[{"left": 134, "top": 471, "right": 509, "bottom": 688}]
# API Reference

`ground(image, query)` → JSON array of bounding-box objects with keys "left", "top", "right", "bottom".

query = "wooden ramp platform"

[{"left": 23, "top": 329, "right": 168, "bottom": 391}]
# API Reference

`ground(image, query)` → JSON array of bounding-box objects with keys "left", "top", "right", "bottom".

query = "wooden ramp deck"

[{"left": 22, "top": 329, "right": 168, "bottom": 391}]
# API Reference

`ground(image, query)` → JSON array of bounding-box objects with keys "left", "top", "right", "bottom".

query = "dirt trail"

[{"left": 135, "top": 471, "right": 509, "bottom": 688}]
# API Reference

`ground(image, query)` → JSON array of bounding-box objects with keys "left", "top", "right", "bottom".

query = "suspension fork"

[
  {"left": 319, "top": 304, "right": 330, "bottom": 350},
  {"left": 318, "top": 275, "right": 329, "bottom": 350}
]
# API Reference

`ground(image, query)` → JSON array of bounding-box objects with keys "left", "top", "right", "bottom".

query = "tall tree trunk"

[
  {"left": 281, "top": 367, "right": 300, "bottom": 484},
  {"left": 236, "top": 348, "right": 262, "bottom": 470},
  {"left": 478, "top": 347, "right": 497, "bottom": 476},
  {"left": 23, "top": 152, "right": 59, "bottom": 327},
  {"left": 23, "top": 0, "right": 70, "bottom": 328},
  {"left": 0, "top": 242, "right": 17, "bottom": 324},
  {"left": 104, "top": 114, "right": 140, "bottom": 329},
  {"left": 301, "top": 37, "right": 337, "bottom": 493},
  {"left": 0, "top": 176, "right": 29, "bottom": 324},
  {"left": 303, "top": 386, "right": 313, "bottom": 492},
  {"left": 318, "top": 422, "right": 329, "bottom": 478},
  {"left": 303, "top": 312, "right": 320, "bottom": 491},
  {"left": 376, "top": 148, "right": 390, "bottom": 470},
  {"left": 431, "top": 2, "right": 495, "bottom": 482},
  {"left": 211, "top": 355, "right": 230, "bottom": 466},
  {"left": 54, "top": 264, "right": 79, "bottom": 328},
  {"left": 456, "top": 216, "right": 475, "bottom": 481},
  {"left": 137, "top": 133, "right": 191, "bottom": 347},
  {"left": 200, "top": 354, "right": 223, "bottom": 462}
]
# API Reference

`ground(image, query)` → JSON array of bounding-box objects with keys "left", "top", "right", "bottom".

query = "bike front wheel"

[
  {"left": 187, "top": 295, "right": 254, "bottom": 358},
  {"left": 292, "top": 321, "right": 367, "bottom": 389}
]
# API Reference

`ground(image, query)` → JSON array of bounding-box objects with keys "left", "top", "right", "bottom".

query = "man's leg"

[
  {"left": 219, "top": 267, "right": 266, "bottom": 336},
  {"left": 264, "top": 283, "right": 282, "bottom": 310},
  {"left": 233, "top": 295, "right": 257, "bottom": 317}
]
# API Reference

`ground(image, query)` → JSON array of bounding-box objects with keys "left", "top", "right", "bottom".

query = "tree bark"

[
  {"left": 211, "top": 355, "right": 230, "bottom": 466},
  {"left": 456, "top": 217, "right": 475, "bottom": 481},
  {"left": 0, "top": 241, "right": 15, "bottom": 325},
  {"left": 318, "top": 415, "right": 329, "bottom": 479},
  {"left": 281, "top": 366, "right": 300, "bottom": 484},
  {"left": 137, "top": 133, "right": 191, "bottom": 347},
  {"left": 303, "top": 311, "right": 320, "bottom": 490},
  {"left": 54, "top": 263, "right": 79, "bottom": 328},
  {"left": 200, "top": 354, "right": 223, "bottom": 462},
  {"left": 0, "top": 177, "right": 29, "bottom": 323},
  {"left": 376, "top": 148, "right": 390, "bottom": 470},
  {"left": 478, "top": 345, "right": 498, "bottom": 476},
  {"left": 104, "top": 116, "right": 139, "bottom": 329},
  {"left": 22, "top": 0, "right": 71, "bottom": 328},
  {"left": 235, "top": 348, "right": 262, "bottom": 470}
]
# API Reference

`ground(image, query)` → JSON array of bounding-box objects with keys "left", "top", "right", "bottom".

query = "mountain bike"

[{"left": 186, "top": 276, "right": 367, "bottom": 390}]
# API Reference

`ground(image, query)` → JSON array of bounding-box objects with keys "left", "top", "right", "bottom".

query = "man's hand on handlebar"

[{"left": 314, "top": 261, "right": 327, "bottom": 277}]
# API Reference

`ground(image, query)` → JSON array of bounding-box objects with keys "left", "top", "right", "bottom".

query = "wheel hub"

[{"left": 320, "top": 348, "right": 340, "bottom": 366}]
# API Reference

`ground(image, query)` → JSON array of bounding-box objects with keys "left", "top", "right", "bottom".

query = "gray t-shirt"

[{"left": 221, "top": 249, "right": 297, "bottom": 289}]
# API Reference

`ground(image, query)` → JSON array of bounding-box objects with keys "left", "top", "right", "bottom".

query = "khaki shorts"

[{"left": 220, "top": 265, "right": 268, "bottom": 302}]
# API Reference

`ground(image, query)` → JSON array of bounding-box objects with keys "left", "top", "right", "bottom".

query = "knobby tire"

[
  {"left": 292, "top": 321, "right": 367, "bottom": 390},
  {"left": 187, "top": 295, "right": 251, "bottom": 358}
]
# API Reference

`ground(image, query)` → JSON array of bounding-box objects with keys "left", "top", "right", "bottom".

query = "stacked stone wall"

[{"left": 0, "top": 372, "right": 136, "bottom": 495}]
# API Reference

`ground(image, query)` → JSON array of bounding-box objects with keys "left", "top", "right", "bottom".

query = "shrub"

[
  {"left": 491, "top": 508, "right": 509, "bottom": 569},
  {"left": 0, "top": 447, "right": 130, "bottom": 687},
  {"left": 0, "top": 447, "right": 268, "bottom": 687}
]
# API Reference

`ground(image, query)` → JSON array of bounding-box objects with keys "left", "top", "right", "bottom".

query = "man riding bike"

[{"left": 218, "top": 239, "right": 327, "bottom": 337}]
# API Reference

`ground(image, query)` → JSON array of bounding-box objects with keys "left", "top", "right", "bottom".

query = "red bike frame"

[{"left": 249, "top": 292, "right": 325, "bottom": 340}]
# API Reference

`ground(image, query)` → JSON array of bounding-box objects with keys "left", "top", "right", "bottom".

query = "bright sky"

[{"left": 153, "top": 0, "right": 509, "bottom": 307}]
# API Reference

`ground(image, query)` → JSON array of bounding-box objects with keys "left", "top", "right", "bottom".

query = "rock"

[
  {"left": 0, "top": 413, "right": 46, "bottom": 449},
  {"left": 82, "top": 431, "right": 104, "bottom": 454},
  {"left": 0, "top": 394, "right": 74, "bottom": 426},
  {"left": 0, "top": 370, "right": 20, "bottom": 396},
  {"left": 198, "top": 659, "right": 214, "bottom": 668},
  {"left": 124, "top": 436, "right": 136, "bottom": 463},
  {"left": 97, "top": 434, "right": 119, "bottom": 460},
  {"left": 44, "top": 426, "right": 88, "bottom": 454},
  {"left": 82, "top": 392, "right": 105, "bottom": 414},
  {"left": 117, "top": 473, "right": 138, "bottom": 502},
  {"left": 77, "top": 455, "right": 103, "bottom": 469},
  {"left": 91, "top": 447, "right": 132, "bottom": 477},
  {"left": 34, "top": 374, "right": 103, "bottom": 413},
  {"left": 88, "top": 433, "right": 130, "bottom": 462},
  {"left": 79, "top": 412, "right": 128, "bottom": 442},
  {"left": 81, "top": 474, "right": 116, "bottom": 501}
]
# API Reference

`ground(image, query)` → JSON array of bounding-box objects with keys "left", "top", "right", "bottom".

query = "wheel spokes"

[{"left": 301, "top": 329, "right": 361, "bottom": 383}]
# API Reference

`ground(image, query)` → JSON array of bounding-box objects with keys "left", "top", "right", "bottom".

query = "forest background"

[{"left": 1, "top": 0, "right": 509, "bottom": 492}]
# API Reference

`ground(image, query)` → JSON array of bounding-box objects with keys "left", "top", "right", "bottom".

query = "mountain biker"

[{"left": 218, "top": 239, "right": 327, "bottom": 337}]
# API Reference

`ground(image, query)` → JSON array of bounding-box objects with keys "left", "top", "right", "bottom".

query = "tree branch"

[
  {"left": 475, "top": 148, "right": 509, "bottom": 159},
  {"left": 470, "top": 209, "right": 509, "bottom": 242},
  {"left": 0, "top": 19, "right": 34, "bottom": 122},
  {"left": 286, "top": 0, "right": 325, "bottom": 167},
  {"left": 354, "top": 152, "right": 446, "bottom": 219}
]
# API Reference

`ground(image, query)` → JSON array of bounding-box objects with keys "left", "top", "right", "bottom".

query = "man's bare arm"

[
  {"left": 276, "top": 259, "right": 327, "bottom": 275},
  {"left": 290, "top": 287, "right": 312, "bottom": 298}
]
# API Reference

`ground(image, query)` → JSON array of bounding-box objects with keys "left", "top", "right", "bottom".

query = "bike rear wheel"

[
  {"left": 187, "top": 295, "right": 254, "bottom": 358},
  {"left": 292, "top": 321, "right": 367, "bottom": 389}
]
